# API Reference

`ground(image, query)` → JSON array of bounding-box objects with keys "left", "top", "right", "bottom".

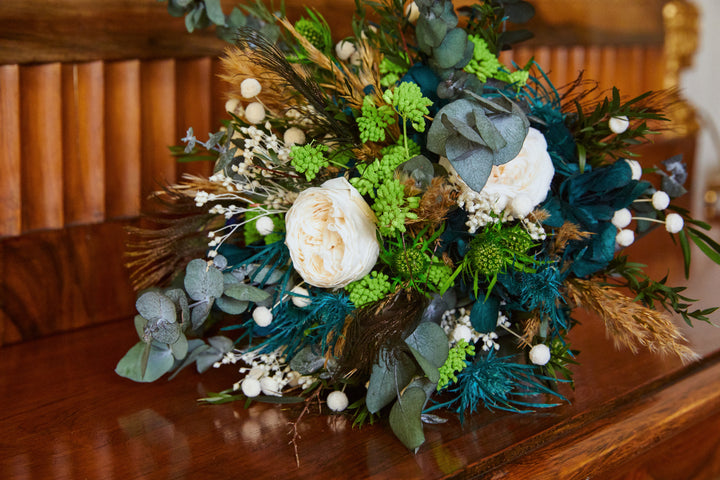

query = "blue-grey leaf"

[
  {"left": 215, "top": 295, "right": 248, "bottom": 315},
  {"left": 366, "top": 351, "right": 416, "bottom": 414},
  {"left": 171, "top": 333, "right": 189, "bottom": 360},
  {"left": 389, "top": 387, "right": 427, "bottom": 451},
  {"left": 405, "top": 321, "right": 449, "bottom": 368},
  {"left": 208, "top": 336, "right": 234, "bottom": 353},
  {"left": 406, "top": 345, "right": 440, "bottom": 383},
  {"left": 224, "top": 283, "right": 271, "bottom": 302},
  {"left": 289, "top": 345, "right": 325, "bottom": 375},
  {"left": 432, "top": 28, "right": 467, "bottom": 69},
  {"left": 184, "top": 258, "right": 224, "bottom": 301},
  {"left": 191, "top": 299, "right": 213, "bottom": 330},
  {"left": 115, "top": 341, "right": 174, "bottom": 382},
  {"left": 150, "top": 320, "right": 181, "bottom": 344},
  {"left": 136, "top": 291, "right": 176, "bottom": 324},
  {"left": 445, "top": 135, "right": 494, "bottom": 192}
]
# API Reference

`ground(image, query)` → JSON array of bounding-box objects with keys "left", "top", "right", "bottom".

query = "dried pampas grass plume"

[{"left": 566, "top": 278, "right": 699, "bottom": 363}]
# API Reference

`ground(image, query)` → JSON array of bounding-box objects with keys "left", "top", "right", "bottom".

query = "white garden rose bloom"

[
  {"left": 481, "top": 127, "right": 554, "bottom": 217},
  {"left": 285, "top": 177, "right": 379, "bottom": 289}
]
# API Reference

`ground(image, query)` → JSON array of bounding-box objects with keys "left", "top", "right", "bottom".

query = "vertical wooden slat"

[
  {"left": 176, "top": 57, "right": 213, "bottom": 178},
  {"left": 105, "top": 60, "right": 141, "bottom": 219},
  {"left": 62, "top": 61, "right": 105, "bottom": 225},
  {"left": 140, "top": 59, "right": 177, "bottom": 208},
  {"left": 550, "top": 46, "right": 569, "bottom": 87},
  {"left": 20, "top": 63, "right": 63, "bottom": 232},
  {"left": 211, "top": 58, "right": 229, "bottom": 131},
  {"left": 0, "top": 65, "right": 21, "bottom": 237},
  {"left": 584, "top": 46, "right": 602, "bottom": 87},
  {"left": 615, "top": 47, "right": 636, "bottom": 97},
  {"left": 569, "top": 46, "right": 586, "bottom": 82},
  {"left": 630, "top": 46, "right": 647, "bottom": 96},
  {"left": 600, "top": 46, "right": 618, "bottom": 93}
]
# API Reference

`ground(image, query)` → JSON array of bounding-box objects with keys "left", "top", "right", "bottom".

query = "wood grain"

[
  {"left": 0, "top": 289, "right": 718, "bottom": 479},
  {"left": 62, "top": 61, "right": 106, "bottom": 225},
  {"left": 176, "top": 57, "right": 214, "bottom": 179},
  {"left": 0, "top": 65, "right": 21, "bottom": 237},
  {"left": 104, "top": 60, "right": 142, "bottom": 219},
  {"left": 0, "top": 220, "right": 137, "bottom": 344},
  {"left": 140, "top": 59, "right": 177, "bottom": 209},
  {"left": 20, "top": 63, "right": 64, "bottom": 233}
]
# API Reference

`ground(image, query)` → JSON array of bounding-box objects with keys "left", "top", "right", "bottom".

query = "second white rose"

[
  {"left": 285, "top": 177, "right": 379, "bottom": 289},
  {"left": 481, "top": 127, "right": 554, "bottom": 217}
]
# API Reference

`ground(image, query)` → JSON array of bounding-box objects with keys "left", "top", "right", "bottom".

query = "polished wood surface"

[{"left": 1, "top": 226, "right": 719, "bottom": 479}]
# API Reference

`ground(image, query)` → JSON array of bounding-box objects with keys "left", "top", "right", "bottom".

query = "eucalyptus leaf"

[
  {"left": 184, "top": 258, "right": 224, "bottom": 301},
  {"left": 289, "top": 345, "right": 325, "bottom": 375},
  {"left": 405, "top": 321, "right": 449, "bottom": 368},
  {"left": 136, "top": 291, "right": 176, "bottom": 325},
  {"left": 432, "top": 28, "right": 468, "bottom": 69},
  {"left": 190, "top": 299, "right": 213, "bottom": 330},
  {"left": 196, "top": 349, "right": 224, "bottom": 373},
  {"left": 388, "top": 387, "right": 427, "bottom": 451},
  {"left": 407, "top": 345, "right": 440, "bottom": 383},
  {"left": 134, "top": 315, "right": 148, "bottom": 340},
  {"left": 168, "top": 340, "right": 210, "bottom": 380},
  {"left": 208, "top": 336, "right": 234, "bottom": 353},
  {"left": 215, "top": 295, "right": 249, "bottom": 315},
  {"left": 115, "top": 341, "right": 175, "bottom": 382},
  {"left": 224, "top": 283, "right": 271, "bottom": 302},
  {"left": 398, "top": 155, "right": 435, "bottom": 190},
  {"left": 366, "top": 351, "right": 416, "bottom": 414},
  {"left": 171, "top": 333, "right": 189, "bottom": 360},
  {"left": 164, "top": 288, "right": 189, "bottom": 326},
  {"left": 149, "top": 320, "right": 181, "bottom": 345}
]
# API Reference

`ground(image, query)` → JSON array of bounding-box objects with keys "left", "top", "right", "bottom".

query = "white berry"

[
  {"left": 327, "top": 391, "right": 349, "bottom": 412},
  {"left": 252, "top": 306, "right": 273, "bottom": 327},
  {"left": 240, "top": 78, "right": 262, "bottom": 98},
  {"left": 529, "top": 344, "right": 551, "bottom": 366},
  {"left": 241, "top": 377, "right": 261, "bottom": 397}
]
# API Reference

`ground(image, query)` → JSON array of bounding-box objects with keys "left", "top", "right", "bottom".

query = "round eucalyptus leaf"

[
  {"left": 115, "top": 342, "right": 174, "bottom": 383},
  {"left": 224, "top": 283, "right": 271, "bottom": 303},
  {"left": 191, "top": 299, "right": 213, "bottom": 330},
  {"left": 215, "top": 295, "right": 249, "bottom": 315},
  {"left": 171, "top": 333, "right": 189, "bottom": 360},
  {"left": 136, "top": 291, "right": 176, "bottom": 324},
  {"left": 389, "top": 387, "right": 427, "bottom": 451},
  {"left": 150, "top": 320, "right": 181, "bottom": 345},
  {"left": 432, "top": 28, "right": 467, "bottom": 69},
  {"left": 184, "top": 259, "right": 224, "bottom": 301}
]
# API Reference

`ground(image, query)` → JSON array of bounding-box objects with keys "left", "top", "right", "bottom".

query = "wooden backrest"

[{"left": 0, "top": 0, "right": 699, "bottom": 345}]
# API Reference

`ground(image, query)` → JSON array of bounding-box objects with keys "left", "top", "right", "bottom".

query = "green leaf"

[
  {"left": 406, "top": 345, "right": 440, "bottom": 383},
  {"left": 388, "top": 387, "right": 427, "bottom": 451},
  {"left": 204, "top": 0, "right": 226, "bottom": 26},
  {"left": 688, "top": 229, "right": 720, "bottom": 265},
  {"left": 171, "top": 333, "right": 189, "bottom": 360},
  {"left": 215, "top": 295, "right": 249, "bottom": 315},
  {"left": 366, "top": 350, "right": 416, "bottom": 414},
  {"left": 228, "top": 7, "right": 246, "bottom": 28},
  {"left": 136, "top": 291, "right": 176, "bottom": 324},
  {"left": 115, "top": 342, "right": 174, "bottom": 382},
  {"left": 678, "top": 228, "right": 691, "bottom": 278},
  {"left": 184, "top": 259, "right": 224, "bottom": 301},
  {"left": 224, "top": 283, "right": 271, "bottom": 302},
  {"left": 405, "top": 322, "right": 450, "bottom": 368},
  {"left": 432, "top": 28, "right": 467, "bottom": 69},
  {"left": 134, "top": 315, "right": 148, "bottom": 340}
]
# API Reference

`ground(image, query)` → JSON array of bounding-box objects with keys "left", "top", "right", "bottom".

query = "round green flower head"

[
  {"left": 392, "top": 248, "right": 430, "bottom": 278},
  {"left": 466, "top": 238, "right": 504, "bottom": 277}
]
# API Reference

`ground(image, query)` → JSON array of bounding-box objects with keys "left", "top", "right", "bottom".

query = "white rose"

[
  {"left": 285, "top": 177, "right": 379, "bottom": 289},
  {"left": 481, "top": 127, "right": 554, "bottom": 217}
]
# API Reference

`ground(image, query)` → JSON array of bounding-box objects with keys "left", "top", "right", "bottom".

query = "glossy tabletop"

[{"left": 2, "top": 228, "right": 720, "bottom": 480}]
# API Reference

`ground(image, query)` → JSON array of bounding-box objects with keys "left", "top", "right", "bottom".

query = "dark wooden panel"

[
  {"left": 176, "top": 57, "right": 214, "bottom": 179},
  {"left": 0, "top": 220, "right": 137, "bottom": 345},
  {"left": 0, "top": 0, "right": 227, "bottom": 65}
]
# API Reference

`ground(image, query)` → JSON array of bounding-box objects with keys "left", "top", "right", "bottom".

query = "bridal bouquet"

[{"left": 116, "top": 0, "right": 719, "bottom": 451}]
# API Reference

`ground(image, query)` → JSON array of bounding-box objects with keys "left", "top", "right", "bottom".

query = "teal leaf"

[
  {"left": 405, "top": 321, "right": 449, "bottom": 368},
  {"left": 416, "top": 16, "right": 448, "bottom": 52},
  {"left": 470, "top": 295, "right": 500, "bottom": 333},
  {"left": 388, "top": 387, "right": 427, "bottom": 451},
  {"left": 136, "top": 291, "right": 176, "bottom": 325},
  {"left": 204, "top": 0, "right": 225, "bottom": 25},
  {"left": 224, "top": 283, "right": 271, "bottom": 302},
  {"left": 115, "top": 342, "right": 175, "bottom": 382},
  {"left": 366, "top": 350, "right": 416, "bottom": 414},
  {"left": 168, "top": 340, "right": 210, "bottom": 380},
  {"left": 184, "top": 259, "right": 224, "bottom": 301}
]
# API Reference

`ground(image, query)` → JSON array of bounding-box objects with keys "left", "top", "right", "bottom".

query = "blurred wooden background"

[{"left": 0, "top": 0, "right": 700, "bottom": 345}]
